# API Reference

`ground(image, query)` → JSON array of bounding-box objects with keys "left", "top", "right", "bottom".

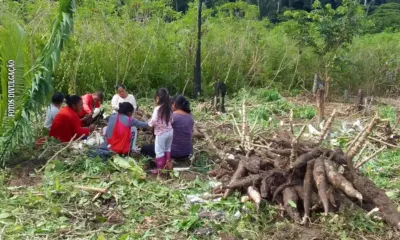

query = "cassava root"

[{"left": 205, "top": 115, "right": 400, "bottom": 229}]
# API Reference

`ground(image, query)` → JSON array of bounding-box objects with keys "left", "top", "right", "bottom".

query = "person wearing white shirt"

[
  {"left": 110, "top": 84, "right": 139, "bottom": 151},
  {"left": 44, "top": 92, "right": 64, "bottom": 130},
  {"left": 111, "top": 84, "right": 137, "bottom": 114}
]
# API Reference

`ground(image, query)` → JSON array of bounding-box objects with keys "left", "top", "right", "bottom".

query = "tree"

[
  {"left": 194, "top": 0, "right": 203, "bottom": 98},
  {"left": 0, "top": 0, "right": 76, "bottom": 166},
  {"left": 282, "top": 0, "right": 366, "bottom": 96},
  {"left": 371, "top": 3, "right": 400, "bottom": 32}
]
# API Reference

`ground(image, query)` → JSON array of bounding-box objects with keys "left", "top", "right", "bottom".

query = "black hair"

[
  {"left": 118, "top": 102, "right": 134, "bottom": 115},
  {"left": 65, "top": 95, "right": 82, "bottom": 108},
  {"left": 172, "top": 95, "right": 191, "bottom": 114},
  {"left": 94, "top": 91, "right": 104, "bottom": 103},
  {"left": 115, "top": 84, "right": 126, "bottom": 90},
  {"left": 155, "top": 88, "right": 172, "bottom": 125},
  {"left": 51, "top": 92, "right": 64, "bottom": 105}
]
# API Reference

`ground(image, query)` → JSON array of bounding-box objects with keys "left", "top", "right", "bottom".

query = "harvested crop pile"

[{"left": 203, "top": 113, "right": 400, "bottom": 230}]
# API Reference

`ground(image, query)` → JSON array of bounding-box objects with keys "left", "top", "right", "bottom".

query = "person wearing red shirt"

[
  {"left": 78, "top": 91, "right": 104, "bottom": 125},
  {"left": 49, "top": 95, "right": 95, "bottom": 142}
]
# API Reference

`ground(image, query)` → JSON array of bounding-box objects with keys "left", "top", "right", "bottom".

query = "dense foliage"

[
  {"left": 0, "top": 0, "right": 76, "bottom": 165},
  {"left": 1, "top": 0, "right": 399, "bottom": 98},
  {"left": 0, "top": 0, "right": 399, "bottom": 163}
]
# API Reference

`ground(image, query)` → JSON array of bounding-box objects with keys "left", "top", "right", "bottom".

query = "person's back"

[
  {"left": 45, "top": 104, "right": 60, "bottom": 129},
  {"left": 49, "top": 107, "right": 77, "bottom": 142},
  {"left": 105, "top": 113, "right": 131, "bottom": 140},
  {"left": 44, "top": 92, "right": 64, "bottom": 129},
  {"left": 105, "top": 103, "right": 148, "bottom": 154},
  {"left": 171, "top": 113, "right": 194, "bottom": 158},
  {"left": 49, "top": 95, "right": 92, "bottom": 142}
]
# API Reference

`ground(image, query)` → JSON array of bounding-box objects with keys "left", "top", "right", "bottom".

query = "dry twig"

[
  {"left": 355, "top": 146, "right": 386, "bottom": 169},
  {"left": 38, "top": 134, "right": 84, "bottom": 172}
]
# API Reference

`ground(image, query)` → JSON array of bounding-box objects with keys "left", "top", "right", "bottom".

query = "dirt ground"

[
  {"left": 2, "top": 93, "right": 400, "bottom": 239},
  {"left": 6, "top": 157, "right": 45, "bottom": 187}
]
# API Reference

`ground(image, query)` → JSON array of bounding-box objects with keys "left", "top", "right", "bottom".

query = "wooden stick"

[
  {"left": 357, "top": 89, "right": 365, "bottom": 111},
  {"left": 37, "top": 134, "right": 83, "bottom": 172},
  {"left": 317, "top": 109, "right": 337, "bottom": 145},
  {"left": 92, "top": 181, "right": 115, "bottom": 202},
  {"left": 75, "top": 186, "right": 109, "bottom": 193},
  {"left": 325, "top": 76, "right": 331, "bottom": 102},
  {"left": 346, "top": 116, "right": 380, "bottom": 163},
  {"left": 249, "top": 115, "right": 259, "bottom": 135},
  {"left": 296, "top": 124, "right": 307, "bottom": 142},
  {"left": 355, "top": 146, "right": 386, "bottom": 169},
  {"left": 346, "top": 120, "right": 369, "bottom": 151},
  {"left": 368, "top": 136, "right": 398, "bottom": 148},
  {"left": 289, "top": 109, "right": 294, "bottom": 137},
  {"left": 289, "top": 110, "right": 296, "bottom": 164},
  {"left": 354, "top": 144, "right": 368, "bottom": 163},
  {"left": 231, "top": 113, "right": 242, "bottom": 138},
  {"left": 394, "top": 110, "right": 400, "bottom": 129},
  {"left": 38, "top": 141, "right": 64, "bottom": 159},
  {"left": 241, "top": 99, "right": 246, "bottom": 149},
  {"left": 316, "top": 89, "right": 325, "bottom": 124}
]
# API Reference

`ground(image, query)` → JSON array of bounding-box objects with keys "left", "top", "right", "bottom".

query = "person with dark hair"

[
  {"left": 78, "top": 91, "right": 104, "bottom": 126},
  {"left": 111, "top": 84, "right": 137, "bottom": 114},
  {"left": 44, "top": 92, "right": 64, "bottom": 129},
  {"left": 141, "top": 95, "right": 194, "bottom": 161},
  {"left": 148, "top": 88, "right": 174, "bottom": 174},
  {"left": 170, "top": 95, "right": 194, "bottom": 158},
  {"left": 49, "top": 95, "right": 95, "bottom": 142},
  {"left": 104, "top": 102, "right": 148, "bottom": 154}
]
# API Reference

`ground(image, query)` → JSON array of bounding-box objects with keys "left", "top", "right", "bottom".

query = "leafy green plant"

[
  {"left": 293, "top": 105, "right": 316, "bottom": 119},
  {"left": 378, "top": 105, "right": 397, "bottom": 126},
  {"left": 113, "top": 155, "right": 146, "bottom": 180},
  {"left": 255, "top": 89, "right": 281, "bottom": 102},
  {"left": 0, "top": 0, "right": 76, "bottom": 166}
]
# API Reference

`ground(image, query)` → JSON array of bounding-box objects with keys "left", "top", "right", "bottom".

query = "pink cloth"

[{"left": 148, "top": 106, "right": 173, "bottom": 136}]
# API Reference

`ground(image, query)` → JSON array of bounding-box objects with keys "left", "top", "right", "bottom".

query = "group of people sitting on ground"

[{"left": 42, "top": 85, "right": 194, "bottom": 174}]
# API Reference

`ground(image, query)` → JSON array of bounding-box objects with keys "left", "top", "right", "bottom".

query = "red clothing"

[
  {"left": 78, "top": 94, "right": 101, "bottom": 118},
  {"left": 107, "top": 114, "right": 132, "bottom": 154},
  {"left": 49, "top": 106, "right": 90, "bottom": 142}
]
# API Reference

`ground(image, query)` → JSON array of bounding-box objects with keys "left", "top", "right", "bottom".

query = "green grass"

[
  {"left": 0, "top": 158, "right": 392, "bottom": 239},
  {"left": 361, "top": 149, "right": 400, "bottom": 202},
  {"left": 377, "top": 105, "right": 397, "bottom": 126},
  {"left": 0, "top": 92, "right": 399, "bottom": 239}
]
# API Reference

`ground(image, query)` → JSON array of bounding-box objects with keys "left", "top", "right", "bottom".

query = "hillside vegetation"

[{"left": 1, "top": 0, "right": 399, "bottom": 97}]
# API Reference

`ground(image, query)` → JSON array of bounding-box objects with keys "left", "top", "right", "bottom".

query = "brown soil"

[
  {"left": 268, "top": 224, "right": 325, "bottom": 240},
  {"left": 6, "top": 157, "right": 46, "bottom": 187},
  {"left": 345, "top": 169, "right": 400, "bottom": 230},
  {"left": 286, "top": 93, "right": 362, "bottom": 121}
]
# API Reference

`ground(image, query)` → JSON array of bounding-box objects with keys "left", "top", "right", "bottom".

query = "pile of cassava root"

[{"left": 206, "top": 114, "right": 400, "bottom": 229}]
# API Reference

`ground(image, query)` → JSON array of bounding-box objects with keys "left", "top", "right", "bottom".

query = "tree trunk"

[
  {"left": 194, "top": 0, "right": 203, "bottom": 98},
  {"left": 325, "top": 76, "right": 331, "bottom": 102},
  {"left": 317, "top": 89, "right": 325, "bottom": 125},
  {"left": 357, "top": 89, "right": 364, "bottom": 111},
  {"left": 312, "top": 73, "right": 321, "bottom": 94}
]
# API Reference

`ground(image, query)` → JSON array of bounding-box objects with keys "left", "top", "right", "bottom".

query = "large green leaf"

[{"left": 0, "top": 0, "right": 76, "bottom": 166}]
